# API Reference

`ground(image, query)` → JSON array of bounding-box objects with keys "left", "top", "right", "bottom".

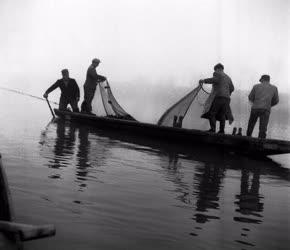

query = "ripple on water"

[{"left": 0, "top": 95, "right": 290, "bottom": 250}]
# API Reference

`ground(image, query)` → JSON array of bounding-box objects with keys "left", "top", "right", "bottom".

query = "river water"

[{"left": 0, "top": 91, "right": 290, "bottom": 250}]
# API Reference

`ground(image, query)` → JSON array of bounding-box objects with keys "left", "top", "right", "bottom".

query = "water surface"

[{"left": 0, "top": 91, "right": 290, "bottom": 250}]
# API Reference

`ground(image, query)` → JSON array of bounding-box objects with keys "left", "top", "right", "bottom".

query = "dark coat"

[
  {"left": 84, "top": 65, "right": 106, "bottom": 88},
  {"left": 45, "top": 78, "right": 80, "bottom": 100},
  {"left": 203, "top": 72, "right": 234, "bottom": 99},
  {"left": 201, "top": 72, "right": 234, "bottom": 122}
]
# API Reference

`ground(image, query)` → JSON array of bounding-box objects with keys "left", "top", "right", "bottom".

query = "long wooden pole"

[
  {"left": 45, "top": 98, "right": 55, "bottom": 118},
  {"left": 0, "top": 86, "right": 58, "bottom": 105}
]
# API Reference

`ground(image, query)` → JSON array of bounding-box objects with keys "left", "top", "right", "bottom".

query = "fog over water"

[
  {"left": 0, "top": 92, "right": 290, "bottom": 250},
  {"left": 0, "top": 0, "right": 289, "bottom": 139},
  {"left": 0, "top": 2, "right": 290, "bottom": 249},
  {"left": 0, "top": 0, "right": 289, "bottom": 98}
]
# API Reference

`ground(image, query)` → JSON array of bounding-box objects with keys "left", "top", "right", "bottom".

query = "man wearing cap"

[
  {"left": 246, "top": 75, "right": 279, "bottom": 139},
  {"left": 81, "top": 58, "right": 107, "bottom": 113},
  {"left": 43, "top": 69, "right": 80, "bottom": 112},
  {"left": 199, "top": 63, "right": 235, "bottom": 134}
]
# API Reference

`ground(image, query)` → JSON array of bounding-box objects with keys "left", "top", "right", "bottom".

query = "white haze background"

[{"left": 0, "top": 0, "right": 289, "bottom": 122}]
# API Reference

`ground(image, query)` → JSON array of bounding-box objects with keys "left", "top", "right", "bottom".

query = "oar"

[{"left": 45, "top": 98, "right": 55, "bottom": 118}]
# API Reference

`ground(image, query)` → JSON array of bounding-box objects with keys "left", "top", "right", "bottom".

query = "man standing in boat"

[
  {"left": 43, "top": 69, "right": 80, "bottom": 112},
  {"left": 81, "top": 58, "right": 107, "bottom": 114},
  {"left": 199, "top": 63, "right": 234, "bottom": 134},
  {"left": 246, "top": 75, "right": 279, "bottom": 139}
]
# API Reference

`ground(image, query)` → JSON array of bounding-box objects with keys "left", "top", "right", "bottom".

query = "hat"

[
  {"left": 61, "top": 69, "right": 69, "bottom": 74},
  {"left": 92, "top": 58, "right": 101, "bottom": 64},
  {"left": 214, "top": 63, "right": 224, "bottom": 71},
  {"left": 259, "top": 74, "right": 270, "bottom": 82}
]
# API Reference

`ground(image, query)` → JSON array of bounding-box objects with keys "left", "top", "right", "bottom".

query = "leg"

[
  {"left": 225, "top": 99, "right": 234, "bottom": 125},
  {"left": 209, "top": 97, "right": 227, "bottom": 133},
  {"left": 258, "top": 110, "right": 270, "bottom": 139},
  {"left": 59, "top": 96, "right": 69, "bottom": 111},
  {"left": 82, "top": 85, "right": 96, "bottom": 113},
  {"left": 209, "top": 115, "right": 217, "bottom": 132},
  {"left": 219, "top": 115, "right": 226, "bottom": 133},
  {"left": 246, "top": 109, "right": 259, "bottom": 137},
  {"left": 86, "top": 91, "right": 95, "bottom": 112},
  {"left": 69, "top": 99, "right": 79, "bottom": 112},
  {"left": 81, "top": 86, "right": 89, "bottom": 112},
  {"left": 81, "top": 101, "right": 87, "bottom": 112},
  {"left": 218, "top": 99, "right": 228, "bottom": 133},
  {"left": 208, "top": 98, "right": 221, "bottom": 132}
]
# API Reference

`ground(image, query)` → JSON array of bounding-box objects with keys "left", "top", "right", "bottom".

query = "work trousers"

[
  {"left": 246, "top": 109, "right": 270, "bottom": 139},
  {"left": 59, "top": 96, "right": 79, "bottom": 112},
  {"left": 81, "top": 85, "right": 96, "bottom": 113},
  {"left": 208, "top": 97, "right": 230, "bottom": 132}
]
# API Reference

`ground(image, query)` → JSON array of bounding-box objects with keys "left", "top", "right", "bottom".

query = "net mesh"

[
  {"left": 157, "top": 83, "right": 233, "bottom": 130},
  {"left": 157, "top": 84, "right": 203, "bottom": 127},
  {"left": 92, "top": 81, "right": 136, "bottom": 121}
]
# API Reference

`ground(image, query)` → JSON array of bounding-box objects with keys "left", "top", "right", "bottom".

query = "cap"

[
  {"left": 259, "top": 74, "right": 270, "bottom": 82},
  {"left": 92, "top": 58, "right": 101, "bottom": 64},
  {"left": 214, "top": 63, "right": 224, "bottom": 71},
  {"left": 61, "top": 69, "right": 69, "bottom": 74}
]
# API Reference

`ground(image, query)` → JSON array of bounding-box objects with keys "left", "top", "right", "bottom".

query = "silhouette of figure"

[
  {"left": 193, "top": 163, "right": 225, "bottom": 223},
  {"left": 51, "top": 120, "right": 77, "bottom": 169},
  {"left": 234, "top": 166, "right": 263, "bottom": 248}
]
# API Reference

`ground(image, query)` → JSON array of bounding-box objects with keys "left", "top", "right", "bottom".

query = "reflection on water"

[
  {"left": 234, "top": 167, "right": 263, "bottom": 248},
  {"left": 40, "top": 120, "right": 112, "bottom": 190},
  {"left": 235, "top": 168, "right": 263, "bottom": 222},
  {"left": 0, "top": 91, "right": 289, "bottom": 250},
  {"left": 193, "top": 163, "right": 225, "bottom": 223},
  {"left": 76, "top": 125, "right": 91, "bottom": 189},
  {"left": 148, "top": 143, "right": 289, "bottom": 249},
  {"left": 37, "top": 119, "right": 290, "bottom": 249}
]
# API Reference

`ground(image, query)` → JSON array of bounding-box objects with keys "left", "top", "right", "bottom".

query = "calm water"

[{"left": 0, "top": 91, "right": 290, "bottom": 250}]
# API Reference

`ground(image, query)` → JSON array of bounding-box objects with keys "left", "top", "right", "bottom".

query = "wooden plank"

[
  {"left": 0, "top": 154, "right": 22, "bottom": 249},
  {"left": 0, "top": 221, "right": 55, "bottom": 241},
  {"left": 0, "top": 154, "right": 56, "bottom": 249}
]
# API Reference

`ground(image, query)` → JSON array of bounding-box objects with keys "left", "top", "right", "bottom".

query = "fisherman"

[
  {"left": 199, "top": 63, "right": 234, "bottom": 134},
  {"left": 81, "top": 58, "right": 107, "bottom": 114},
  {"left": 246, "top": 75, "right": 279, "bottom": 139},
  {"left": 43, "top": 69, "right": 80, "bottom": 112}
]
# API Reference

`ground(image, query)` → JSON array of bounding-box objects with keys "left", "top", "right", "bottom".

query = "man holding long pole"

[{"left": 43, "top": 69, "right": 80, "bottom": 112}]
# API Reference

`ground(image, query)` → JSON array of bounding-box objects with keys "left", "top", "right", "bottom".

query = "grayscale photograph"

[{"left": 0, "top": 0, "right": 289, "bottom": 249}]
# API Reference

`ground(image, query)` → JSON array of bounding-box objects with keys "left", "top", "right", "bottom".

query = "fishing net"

[
  {"left": 91, "top": 80, "right": 136, "bottom": 121},
  {"left": 157, "top": 85, "right": 202, "bottom": 127},
  {"left": 157, "top": 83, "right": 232, "bottom": 130}
]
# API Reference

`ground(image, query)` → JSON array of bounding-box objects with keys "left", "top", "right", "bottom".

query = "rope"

[
  {"left": 0, "top": 86, "right": 59, "bottom": 105},
  {"left": 200, "top": 83, "right": 211, "bottom": 95},
  {"left": 194, "top": 83, "right": 210, "bottom": 106}
]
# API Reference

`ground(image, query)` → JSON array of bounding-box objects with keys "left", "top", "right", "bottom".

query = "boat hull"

[{"left": 54, "top": 109, "right": 290, "bottom": 156}]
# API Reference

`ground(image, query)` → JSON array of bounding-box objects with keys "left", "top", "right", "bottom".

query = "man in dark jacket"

[
  {"left": 81, "top": 58, "right": 107, "bottom": 113},
  {"left": 246, "top": 74, "right": 279, "bottom": 139},
  {"left": 199, "top": 63, "right": 234, "bottom": 134},
  {"left": 43, "top": 69, "right": 80, "bottom": 112}
]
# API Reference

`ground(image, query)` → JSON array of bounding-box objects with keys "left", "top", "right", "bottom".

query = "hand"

[
  {"left": 43, "top": 93, "right": 48, "bottom": 98},
  {"left": 76, "top": 97, "right": 80, "bottom": 102},
  {"left": 199, "top": 79, "right": 204, "bottom": 85}
]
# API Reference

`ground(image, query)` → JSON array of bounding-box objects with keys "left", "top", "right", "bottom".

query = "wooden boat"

[
  {"left": 54, "top": 109, "right": 290, "bottom": 157},
  {"left": 0, "top": 154, "right": 55, "bottom": 250}
]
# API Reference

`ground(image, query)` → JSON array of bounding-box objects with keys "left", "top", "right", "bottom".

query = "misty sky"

[{"left": 0, "top": 0, "right": 289, "bottom": 94}]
